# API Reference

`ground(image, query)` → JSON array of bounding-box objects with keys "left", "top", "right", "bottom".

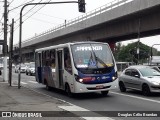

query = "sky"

[{"left": 0, "top": 0, "right": 160, "bottom": 51}]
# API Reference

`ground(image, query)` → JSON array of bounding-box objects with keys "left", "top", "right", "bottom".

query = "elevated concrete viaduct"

[{"left": 12, "top": 0, "right": 160, "bottom": 62}]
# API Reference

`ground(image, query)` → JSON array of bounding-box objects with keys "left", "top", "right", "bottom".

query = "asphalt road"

[{"left": 3, "top": 70, "right": 160, "bottom": 120}]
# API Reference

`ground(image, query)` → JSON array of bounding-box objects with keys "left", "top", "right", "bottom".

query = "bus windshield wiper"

[
  {"left": 89, "top": 44, "right": 108, "bottom": 68},
  {"left": 95, "top": 56, "right": 108, "bottom": 68},
  {"left": 87, "top": 51, "right": 97, "bottom": 68}
]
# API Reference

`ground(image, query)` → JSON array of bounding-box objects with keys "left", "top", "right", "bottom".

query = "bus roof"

[{"left": 35, "top": 41, "right": 109, "bottom": 52}]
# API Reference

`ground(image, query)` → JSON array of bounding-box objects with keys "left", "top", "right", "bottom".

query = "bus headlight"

[
  {"left": 74, "top": 74, "right": 95, "bottom": 83},
  {"left": 79, "top": 78, "right": 83, "bottom": 83},
  {"left": 112, "top": 72, "right": 118, "bottom": 81},
  {"left": 74, "top": 74, "right": 83, "bottom": 83}
]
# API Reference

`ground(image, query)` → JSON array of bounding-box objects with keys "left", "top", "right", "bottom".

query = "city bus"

[{"left": 35, "top": 42, "right": 118, "bottom": 97}]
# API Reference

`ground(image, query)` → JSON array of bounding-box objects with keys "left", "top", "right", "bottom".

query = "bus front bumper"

[{"left": 74, "top": 79, "right": 118, "bottom": 93}]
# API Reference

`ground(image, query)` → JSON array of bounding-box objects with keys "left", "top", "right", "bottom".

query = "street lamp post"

[
  {"left": 18, "top": 1, "right": 84, "bottom": 89},
  {"left": 137, "top": 18, "right": 141, "bottom": 65}
]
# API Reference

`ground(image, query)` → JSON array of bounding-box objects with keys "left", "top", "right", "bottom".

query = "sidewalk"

[{"left": 0, "top": 78, "right": 83, "bottom": 120}]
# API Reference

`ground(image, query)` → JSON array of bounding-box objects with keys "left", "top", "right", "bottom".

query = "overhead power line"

[
  {"left": 23, "top": 0, "right": 52, "bottom": 23},
  {"left": 10, "top": 0, "right": 43, "bottom": 27},
  {"left": 10, "top": 0, "right": 49, "bottom": 33},
  {"left": 22, "top": 0, "right": 43, "bottom": 21},
  {"left": 9, "top": 0, "right": 35, "bottom": 11},
  {"left": 8, "top": 0, "right": 15, "bottom": 6}
]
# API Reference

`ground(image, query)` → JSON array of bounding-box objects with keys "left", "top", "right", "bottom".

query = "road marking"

[
  {"left": 28, "top": 81, "right": 38, "bottom": 84},
  {"left": 21, "top": 82, "right": 27, "bottom": 84},
  {"left": 110, "top": 91, "right": 160, "bottom": 104},
  {"left": 23, "top": 86, "right": 114, "bottom": 120},
  {"left": 59, "top": 105, "right": 115, "bottom": 120}
]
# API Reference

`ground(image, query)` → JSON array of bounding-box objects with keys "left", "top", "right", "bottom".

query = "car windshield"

[
  {"left": 139, "top": 67, "right": 160, "bottom": 77},
  {"left": 71, "top": 43, "right": 114, "bottom": 69}
]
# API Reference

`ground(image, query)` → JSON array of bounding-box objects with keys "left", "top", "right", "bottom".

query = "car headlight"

[{"left": 151, "top": 81, "right": 160, "bottom": 85}]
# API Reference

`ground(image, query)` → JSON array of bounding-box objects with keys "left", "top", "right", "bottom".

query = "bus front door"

[{"left": 57, "top": 50, "right": 63, "bottom": 88}]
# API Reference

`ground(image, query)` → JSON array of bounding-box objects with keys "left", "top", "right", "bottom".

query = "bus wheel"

[
  {"left": 65, "top": 84, "right": 73, "bottom": 97},
  {"left": 101, "top": 91, "right": 109, "bottom": 96}
]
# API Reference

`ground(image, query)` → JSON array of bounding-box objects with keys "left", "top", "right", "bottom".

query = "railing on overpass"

[{"left": 20, "top": 0, "right": 134, "bottom": 45}]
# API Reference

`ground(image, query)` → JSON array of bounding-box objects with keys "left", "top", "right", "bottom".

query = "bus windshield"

[{"left": 71, "top": 43, "right": 114, "bottom": 69}]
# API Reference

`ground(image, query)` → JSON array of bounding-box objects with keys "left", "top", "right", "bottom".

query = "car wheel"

[
  {"left": 65, "top": 84, "right": 73, "bottom": 97},
  {"left": 119, "top": 82, "right": 126, "bottom": 92},
  {"left": 142, "top": 84, "right": 150, "bottom": 96},
  {"left": 101, "top": 91, "right": 109, "bottom": 96}
]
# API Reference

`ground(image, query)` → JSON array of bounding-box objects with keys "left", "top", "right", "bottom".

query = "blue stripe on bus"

[{"left": 77, "top": 69, "right": 115, "bottom": 84}]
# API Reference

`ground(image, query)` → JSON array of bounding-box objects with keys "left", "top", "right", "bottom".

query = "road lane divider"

[
  {"left": 110, "top": 91, "right": 160, "bottom": 104},
  {"left": 22, "top": 85, "right": 115, "bottom": 120},
  {"left": 59, "top": 105, "right": 115, "bottom": 120}
]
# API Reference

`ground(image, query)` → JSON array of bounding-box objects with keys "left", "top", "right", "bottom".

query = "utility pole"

[
  {"left": 9, "top": 19, "right": 14, "bottom": 86},
  {"left": 137, "top": 18, "right": 141, "bottom": 65},
  {"left": 3, "top": 0, "right": 8, "bottom": 82}
]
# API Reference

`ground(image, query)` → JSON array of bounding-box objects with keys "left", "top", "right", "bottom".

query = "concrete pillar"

[{"left": 108, "top": 42, "right": 115, "bottom": 52}]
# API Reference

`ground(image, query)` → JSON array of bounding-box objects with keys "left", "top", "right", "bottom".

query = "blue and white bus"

[{"left": 35, "top": 42, "right": 118, "bottom": 97}]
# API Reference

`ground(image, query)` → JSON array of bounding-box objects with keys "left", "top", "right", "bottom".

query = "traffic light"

[{"left": 78, "top": 0, "right": 85, "bottom": 13}]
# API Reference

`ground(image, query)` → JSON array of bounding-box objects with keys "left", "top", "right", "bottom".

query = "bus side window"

[
  {"left": 64, "top": 48, "right": 72, "bottom": 74},
  {"left": 45, "top": 50, "right": 50, "bottom": 66},
  {"left": 50, "top": 50, "right": 56, "bottom": 68},
  {"left": 42, "top": 51, "right": 46, "bottom": 66}
]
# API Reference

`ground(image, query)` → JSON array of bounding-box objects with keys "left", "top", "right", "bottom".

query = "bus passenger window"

[
  {"left": 64, "top": 48, "right": 72, "bottom": 74},
  {"left": 50, "top": 50, "right": 56, "bottom": 68},
  {"left": 51, "top": 59, "right": 55, "bottom": 68}
]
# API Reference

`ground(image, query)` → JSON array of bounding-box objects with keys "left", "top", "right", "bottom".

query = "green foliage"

[{"left": 115, "top": 41, "right": 151, "bottom": 64}]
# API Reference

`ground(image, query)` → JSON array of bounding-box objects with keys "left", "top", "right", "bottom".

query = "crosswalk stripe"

[
  {"left": 21, "top": 82, "right": 27, "bottom": 84},
  {"left": 28, "top": 81, "right": 38, "bottom": 84},
  {"left": 59, "top": 106, "right": 115, "bottom": 120}
]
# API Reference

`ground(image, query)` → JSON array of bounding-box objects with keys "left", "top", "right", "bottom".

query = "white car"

[
  {"left": 26, "top": 62, "right": 35, "bottom": 76},
  {"left": 15, "top": 64, "right": 26, "bottom": 73}
]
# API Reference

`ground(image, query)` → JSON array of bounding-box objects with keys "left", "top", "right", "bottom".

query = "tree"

[
  {"left": 114, "top": 42, "right": 122, "bottom": 60},
  {"left": 116, "top": 41, "right": 150, "bottom": 64}
]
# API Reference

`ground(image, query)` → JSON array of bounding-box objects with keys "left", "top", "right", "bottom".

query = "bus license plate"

[{"left": 96, "top": 85, "right": 104, "bottom": 89}]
